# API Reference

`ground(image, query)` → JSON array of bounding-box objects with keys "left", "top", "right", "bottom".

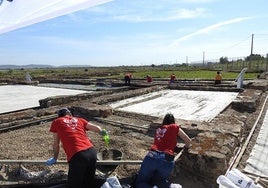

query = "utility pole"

[
  {"left": 250, "top": 34, "right": 254, "bottom": 55},
  {"left": 203, "top": 51, "right": 205, "bottom": 67}
]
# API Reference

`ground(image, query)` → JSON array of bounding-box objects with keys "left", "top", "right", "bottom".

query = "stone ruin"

[{"left": 1, "top": 78, "right": 268, "bottom": 187}]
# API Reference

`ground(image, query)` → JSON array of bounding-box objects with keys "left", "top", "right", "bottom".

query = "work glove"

[
  {"left": 100, "top": 129, "right": 110, "bottom": 146},
  {"left": 99, "top": 129, "right": 108, "bottom": 136},
  {"left": 45, "top": 157, "right": 57, "bottom": 166}
]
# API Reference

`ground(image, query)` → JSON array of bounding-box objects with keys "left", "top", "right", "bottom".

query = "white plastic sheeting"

[
  {"left": 109, "top": 90, "right": 238, "bottom": 122},
  {"left": 217, "top": 168, "right": 263, "bottom": 188},
  {"left": 0, "top": 0, "right": 112, "bottom": 35},
  {"left": 0, "top": 85, "right": 89, "bottom": 114},
  {"left": 244, "top": 108, "right": 268, "bottom": 178}
]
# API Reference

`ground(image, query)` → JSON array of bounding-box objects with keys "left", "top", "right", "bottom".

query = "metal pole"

[
  {"left": 203, "top": 51, "right": 205, "bottom": 67},
  {"left": 0, "top": 159, "right": 143, "bottom": 165},
  {"left": 250, "top": 34, "right": 254, "bottom": 55}
]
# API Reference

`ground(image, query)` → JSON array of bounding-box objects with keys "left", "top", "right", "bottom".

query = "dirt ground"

[{"left": 0, "top": 79, "right": 268, "bottom": 188}]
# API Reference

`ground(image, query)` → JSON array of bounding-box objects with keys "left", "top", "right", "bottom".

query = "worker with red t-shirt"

[
  {"left": 146, "top": 75, "right": 153, "bottom": 83},
  {"left": 170, "top": 73, "right": 176, "bottom": 83},
  {"left": 46, "top": 108, "right": 109, "bottom": 188},
  {"left": 124, "top": 73, "right": 132, "bottom": 86},
  {"left": 136, "top": 113, "right": 191, "bottom": 188}
]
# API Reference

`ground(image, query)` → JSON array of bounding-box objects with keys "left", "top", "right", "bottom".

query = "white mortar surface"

[
  {"left": 109, "top": 90, "right": 239, "bottom": 122},
  {"left": 0, "top": 85, "right": 89, "bottom": 114}
]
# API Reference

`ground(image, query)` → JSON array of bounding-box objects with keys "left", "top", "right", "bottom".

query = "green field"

[{"left": 0, "top": 66, "right": 259, "bottom": 81}]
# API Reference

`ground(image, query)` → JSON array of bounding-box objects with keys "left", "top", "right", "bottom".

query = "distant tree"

[
  {"left": 245, "top": 54, "right": 264, "bottom": 61},
  {"left": 219, "top": 57, "right": 229, "bottom": 64},
  {"left": 181, "top": 63, "right": 188, "bottom": 67},
  {"left": 151, "top": 64, "right": 155, "bottom": 67}
]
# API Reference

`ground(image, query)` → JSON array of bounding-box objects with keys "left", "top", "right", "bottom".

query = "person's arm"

[
  {"left": 86, "top": 122, "right": 103, "bottom": 133},
  {"left": 46, "top": 132, "right": 60, "bottom": 165},
  {"left": 178, "top": 128, "right": 191, "bottom": 148},
  {"left": 52, "top": 133, "right": 60, "bottom": 159}
]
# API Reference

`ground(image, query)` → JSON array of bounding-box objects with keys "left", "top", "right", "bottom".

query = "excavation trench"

[{"left": 0, "top": 79, "right": 267, "bottom": 187}]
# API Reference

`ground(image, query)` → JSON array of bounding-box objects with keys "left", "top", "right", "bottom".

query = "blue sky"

[{"left": 0, "top": 0, "right": 268, "bottom": 67}]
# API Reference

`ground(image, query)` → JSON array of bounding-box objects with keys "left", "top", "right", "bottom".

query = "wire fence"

[{"left": 191, "top": 54, "right": 268, "bottom": 72}]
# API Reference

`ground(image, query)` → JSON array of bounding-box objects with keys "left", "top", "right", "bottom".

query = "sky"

[{"left": 0, "top": 0, "right": 268, "bottom": 67}]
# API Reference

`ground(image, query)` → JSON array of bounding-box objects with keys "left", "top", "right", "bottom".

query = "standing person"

[
  {"left": 136, "top": 113, "right": 191, "bottom": 188},
  {"left": 124, "top": 73, "right": 132, "bottom": 86},
  {"left": 45, "top": 108, "right": 109, "bottom": 188},
  {"left": 215, "top": 71, "right": 222, "bottom": 84},
  {"left": 170, "top": 73, "right": 176, "bottom": 83}
]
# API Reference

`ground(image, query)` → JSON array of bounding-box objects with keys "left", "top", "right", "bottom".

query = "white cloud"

[
  {"left": 112, "top": 8, "right": 207, "bottom": 22},
  {"left": 170, "top": 17, "right": 253, "bottom": 46}
]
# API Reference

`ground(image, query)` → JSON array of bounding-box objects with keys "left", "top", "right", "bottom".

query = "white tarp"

[
  {"left": 244, "top": 108, "right": 268, "bottom": 178},
  {"left": 217, "top": 168, "right": 263, "bottom": 188},
  {"left": 0, "top": 0, "right": 112, "bottom": 35},
  {"left": 109, "top": 90, "right": 238, "bottom": 122}
]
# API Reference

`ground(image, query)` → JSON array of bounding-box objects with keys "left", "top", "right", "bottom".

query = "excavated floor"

[{"left": 0, "top": 79, "right": 268, "bottom": 187}]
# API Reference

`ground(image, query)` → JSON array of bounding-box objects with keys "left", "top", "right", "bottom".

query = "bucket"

[{"left": 97, "top": 149, "right": 123, "bottom": 172}]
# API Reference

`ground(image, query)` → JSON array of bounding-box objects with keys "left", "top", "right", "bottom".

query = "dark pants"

[
  {"left": 68, "top": 147, "right": 97, "bottom": 188},
  {"left": 125, "top": 76, "right": 130, "bottom": 86},
  {"left": 215, "top": 80, "right": 221, "bottom": 84}
]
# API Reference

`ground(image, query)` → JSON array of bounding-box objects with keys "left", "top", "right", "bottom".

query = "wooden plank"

[{"left": 174, "top": 148, "right": 184, "bottom": 162}]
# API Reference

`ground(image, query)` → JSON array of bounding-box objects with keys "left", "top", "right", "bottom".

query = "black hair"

[
  {"left": 57, "top": 108, "right": 71, "bottom": 117},
  {"left": 162, "top": 113, "right": 175, "bottom": 125}
]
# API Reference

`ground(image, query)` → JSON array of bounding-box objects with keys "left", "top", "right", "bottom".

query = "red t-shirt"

[
  {"left": 50, "top": 115, "right": 93, "bottom": 162},
  {"left": 170, "top": 75, "right": 176, "bottom": 81},
  {"left": 150, "top": 124, "right": 179, "bottom": 155}
]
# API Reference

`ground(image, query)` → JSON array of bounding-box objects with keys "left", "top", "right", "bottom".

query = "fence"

[{"left": 192, "top": 54, "right": 268, "bottom": 72}]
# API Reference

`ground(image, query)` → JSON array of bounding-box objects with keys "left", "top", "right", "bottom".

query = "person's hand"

[
  {"left": 100, "top": 129, "right": 110, "bottom": 146},
  {"left": 46, "top": 157, "right": 57, "bottom": 165},
  {"left": 99, "top": 129, "right": 108, "bottom": 136}
]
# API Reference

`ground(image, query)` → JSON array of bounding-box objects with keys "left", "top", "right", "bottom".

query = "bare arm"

[
  {"left": 178, "top": 128, "right": 191, "bottom": 148},
  {"left": 52, "top": 133, "right": 60, "bottom": 159},
  {"left": 86, "top": 122, "right": 102, "bottom": 133}
]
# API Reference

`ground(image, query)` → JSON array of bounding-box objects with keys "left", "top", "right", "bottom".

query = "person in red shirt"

[
  {"left": 46, "top": 108, "right": 109, "bottom": 188},
  {"left": 146, "top": 75, "right": 153, "bottom": 83},
  {"left": 124, "top": 73, "right": 132, "bottom": 86},
  {"left": 170, "top": 73, "right": 176, "bottom": 83},
  {"left": 135, "top": 113, "right": 191, "bottom": 188}
]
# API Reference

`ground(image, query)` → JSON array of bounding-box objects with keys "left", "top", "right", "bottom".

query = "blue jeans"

[{"left": 136, "top": 151, "right": 174, "bottom": 188}]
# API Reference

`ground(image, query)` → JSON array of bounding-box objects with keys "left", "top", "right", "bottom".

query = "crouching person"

[{"left": 135, "top": 113, "right": 191, "bottom": 188}]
